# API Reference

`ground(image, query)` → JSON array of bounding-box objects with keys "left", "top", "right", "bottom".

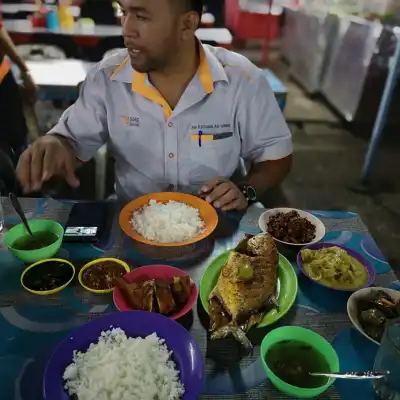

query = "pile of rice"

[
  {"left": 63, "top": 328, "right": 185, "bottom": 400},
  {"left": 132, "top": 200, "right": 205, "bottom": 243}
]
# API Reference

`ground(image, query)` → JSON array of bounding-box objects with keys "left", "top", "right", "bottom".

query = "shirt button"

[
  {"left": 168, "top": 122, "right": 173, "bottom": 127},
  {"left": 169, "top": 153, "right": 174, "bottom": 158}
]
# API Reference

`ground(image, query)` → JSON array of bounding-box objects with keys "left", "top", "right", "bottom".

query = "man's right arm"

[{"left": 16, "top": 67, "right": 109, "bottom": 193}]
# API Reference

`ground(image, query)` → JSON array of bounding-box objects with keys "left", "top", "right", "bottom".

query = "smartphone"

[{"left": 63, "top": 201, "right": 115, "bottom": 243}]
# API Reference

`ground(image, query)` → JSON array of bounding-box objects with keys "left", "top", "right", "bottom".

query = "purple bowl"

[
  {"left": 43, "top": 311, "right": 204, "bottom": 400},
  {"left": 296, "top": 242, "right": 376, "bottom": 292}
]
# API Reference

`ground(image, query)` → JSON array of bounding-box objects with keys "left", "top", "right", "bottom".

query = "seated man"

[{"left": 16, "top": 0, "right": 292, "bottom": 212}]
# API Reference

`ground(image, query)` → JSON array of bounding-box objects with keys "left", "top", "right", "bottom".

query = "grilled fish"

[{"left": 208, "top": 232, "right": 279, "bottom": 348}]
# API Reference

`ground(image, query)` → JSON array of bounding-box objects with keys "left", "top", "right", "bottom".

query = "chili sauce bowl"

[
  {"left": 78, "top": 258, "right": 131, "bottom": 294},
  {"left": 21, "top": 258, "right": 75, "bottom": 296}
]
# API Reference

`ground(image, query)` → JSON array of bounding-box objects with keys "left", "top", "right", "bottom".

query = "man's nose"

[{"left": 122, "top": 15, "right": 139, "bottom": 39}]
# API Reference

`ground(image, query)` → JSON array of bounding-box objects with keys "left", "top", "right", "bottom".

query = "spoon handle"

[
  {"left": 310, "top": 371, "right": 389, "bottom": 380},
  {"left": 9, "top": 193, "right": 33, "bottom": 236}
]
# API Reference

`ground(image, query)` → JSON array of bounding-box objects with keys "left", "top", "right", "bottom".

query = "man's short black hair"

[{"left": 183, "top": 0, "right": 203, "bottom": 17}]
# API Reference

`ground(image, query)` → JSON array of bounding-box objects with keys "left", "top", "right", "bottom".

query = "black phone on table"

[{"left": 63, "top": 201, "right": 115, "bottom": 244}]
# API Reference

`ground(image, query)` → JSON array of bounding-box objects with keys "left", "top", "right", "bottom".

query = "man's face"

[{"left": 120, "top": 0, "right": 183, "bottom": 73}]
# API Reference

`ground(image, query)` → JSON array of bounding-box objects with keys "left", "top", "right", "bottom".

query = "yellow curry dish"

[{"left": 300, "top": 246, "right": 369, "bottom": 290}]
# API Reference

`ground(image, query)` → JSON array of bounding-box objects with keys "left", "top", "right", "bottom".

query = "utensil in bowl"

[
  {"left": 9, "top": 193, "right": 40, "bottom": 243},
  {"left": 113, "top": 264, "right": 198, "bottom": 319},
  {"left": 199, "top": 251, "right": 298, "bottom": 327},
  {"left": 297, "top": 242, "right": 375, "bottom": 292},
  {"left": 3, "top": 219, "right": 64, "bottom": 264},
  {"left": 119, "top": 192, "right": 218, "bottom": 247},
  {"left": 43, "top": 311, "right": 204, "bottom": 400},
  {"left": 258, "top": 208, "right": 326, "bottom": 246},
  {"left": 21, "top": 258, "right": 75, "bottom": 296},
  {"left": 310, "top": 371, "right": 388, "bottom": 380},
  {"left": 347, "top": 287, "right": 400, "bottom": 345},
  {"left": 78, "top": 258, "right": 130, "bottom": 294},
  {"left": 260, "top": 326, "right": 339, "bottom": 398}
]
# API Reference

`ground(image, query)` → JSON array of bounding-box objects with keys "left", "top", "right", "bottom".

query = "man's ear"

[{"left": 181, "top": 11, "right": 200, "bottom": 39}]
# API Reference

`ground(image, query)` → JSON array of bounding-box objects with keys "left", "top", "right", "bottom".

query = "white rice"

[
  {"left": 63, "top": 328, "right": 185, "bottom": 400},
  {"left": 131, "top": 200, "right": 205, "bottom": 243}
]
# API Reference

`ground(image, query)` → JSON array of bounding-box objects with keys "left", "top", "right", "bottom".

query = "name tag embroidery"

[{"left": 191, "top": 123, "right": 231, "bottom": 130}]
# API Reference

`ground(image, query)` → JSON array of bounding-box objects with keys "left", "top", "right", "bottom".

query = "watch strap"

[{"left": 238, "top": 184, "right": 257, "bottom": 204}]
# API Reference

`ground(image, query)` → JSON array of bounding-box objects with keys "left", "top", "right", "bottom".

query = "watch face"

[{"left": 246, "top": 186, "right": 257, "bottom": 201}]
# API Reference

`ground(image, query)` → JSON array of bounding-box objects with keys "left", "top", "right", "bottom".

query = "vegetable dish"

[
  {"left": 301, "top": 246, "right": 369, "bottom": 290},
  {"left": 357, "top": 290, "right": 400, "bottom": 342}
]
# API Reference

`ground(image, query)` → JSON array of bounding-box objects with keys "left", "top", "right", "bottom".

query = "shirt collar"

[{"left": 110, "top": 42, "right": 229, "bottom": 91}]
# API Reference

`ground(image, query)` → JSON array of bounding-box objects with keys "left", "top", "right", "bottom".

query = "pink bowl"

[{"left": 113, "top": 265, "right": 198, "bottom": 320}]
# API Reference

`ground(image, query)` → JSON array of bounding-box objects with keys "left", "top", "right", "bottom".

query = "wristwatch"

[{"left": 238, "top": 184, "right": 257, "bottom": 204}]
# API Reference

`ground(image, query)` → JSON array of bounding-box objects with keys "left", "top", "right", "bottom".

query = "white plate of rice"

[{"left": 119, "top": 193, "right": 219, "bottom": 247}]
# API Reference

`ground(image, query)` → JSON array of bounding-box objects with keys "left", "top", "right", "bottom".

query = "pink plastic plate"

[{"left": 113, "top": 264, "right": 198, "bottom": 320}]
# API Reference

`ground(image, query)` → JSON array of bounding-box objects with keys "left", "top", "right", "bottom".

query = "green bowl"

[
  {"left": 3, "top": 219, "right": 64, "bottom": 264},
  {"left": 260, "top": 326, "right": 339, "bottom": 398}
]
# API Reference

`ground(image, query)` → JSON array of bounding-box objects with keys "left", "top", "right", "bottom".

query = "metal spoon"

[
  {"left": 9, "top": 193, "right": 42, "bottom": 246},
  {"left": 310, "top": 371, "right": 389, "bottom": 380}
]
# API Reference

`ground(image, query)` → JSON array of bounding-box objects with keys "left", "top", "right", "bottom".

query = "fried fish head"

[{"left": 246, "top": 232, "right": 278, "bottom": 262}]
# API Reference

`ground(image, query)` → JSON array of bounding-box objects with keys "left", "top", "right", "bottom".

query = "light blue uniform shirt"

[{"left": 49, "top": 44, "right": 293, "bottom": 200}]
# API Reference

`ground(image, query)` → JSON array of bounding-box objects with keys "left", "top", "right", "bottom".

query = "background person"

[{"left": 0, "top": 21, "right": 37, "bottom": 163}]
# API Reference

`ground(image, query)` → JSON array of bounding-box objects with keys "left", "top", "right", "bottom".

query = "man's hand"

[
  {"left": 200, "top": 177, "right": 248, "bottom": 212},
  {"left": 16, "top": 135, "right": 80, "bottom": 193}
]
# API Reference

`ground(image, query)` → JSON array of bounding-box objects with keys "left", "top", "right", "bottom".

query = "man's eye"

[{"left": 136, "top": 14, "right": 147, "bottom": 21}]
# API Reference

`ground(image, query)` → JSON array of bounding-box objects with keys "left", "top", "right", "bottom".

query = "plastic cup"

[
  {"left": 373, "top": 319, "right": 400, "bottom": 399},
  {"left": 46, "top": 10, "right": 60, "bottom": 30},
  {"left": 0, "top": 196, "right": 4, "bottom": 233}
]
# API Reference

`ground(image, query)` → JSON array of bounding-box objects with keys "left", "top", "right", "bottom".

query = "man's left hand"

[{"left": 200, "top": 178, "right": 248, "bottom": 212}]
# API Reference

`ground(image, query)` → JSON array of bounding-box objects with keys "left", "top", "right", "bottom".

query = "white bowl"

[
  {"left": 258, "top": 208, "right": 326, "bottom": 246},
  {"left": 347, "top": 287, "right": 400, "bottom": 345}
]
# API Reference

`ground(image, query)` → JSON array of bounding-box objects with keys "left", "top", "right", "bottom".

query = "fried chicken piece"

[
  {"left": 155, "top": 280, "right": 176, "bottom": 315},
  {"left": 114, "top": 278, "right": 155, "bottom": 311},
  {"left": 171, "top": 276, "right": 191, "bottom": 304}
]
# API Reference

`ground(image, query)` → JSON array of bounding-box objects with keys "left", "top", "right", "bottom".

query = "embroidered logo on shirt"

[{"left": 121, "top": 115, "right": 140, "bottom": 127}]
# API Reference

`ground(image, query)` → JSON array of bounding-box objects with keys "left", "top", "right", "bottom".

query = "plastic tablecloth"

[{"left": 0, "top": 198, "right": 398, "bottom": 400}]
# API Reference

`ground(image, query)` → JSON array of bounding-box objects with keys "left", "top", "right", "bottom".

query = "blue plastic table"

[{"left": 0, "top": 198, "right": 398, "bottom": 399}]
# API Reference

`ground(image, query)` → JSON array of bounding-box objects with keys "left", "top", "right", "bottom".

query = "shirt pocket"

[{"left": 188, "top": 131, "right": 240, "bottom": 185}]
